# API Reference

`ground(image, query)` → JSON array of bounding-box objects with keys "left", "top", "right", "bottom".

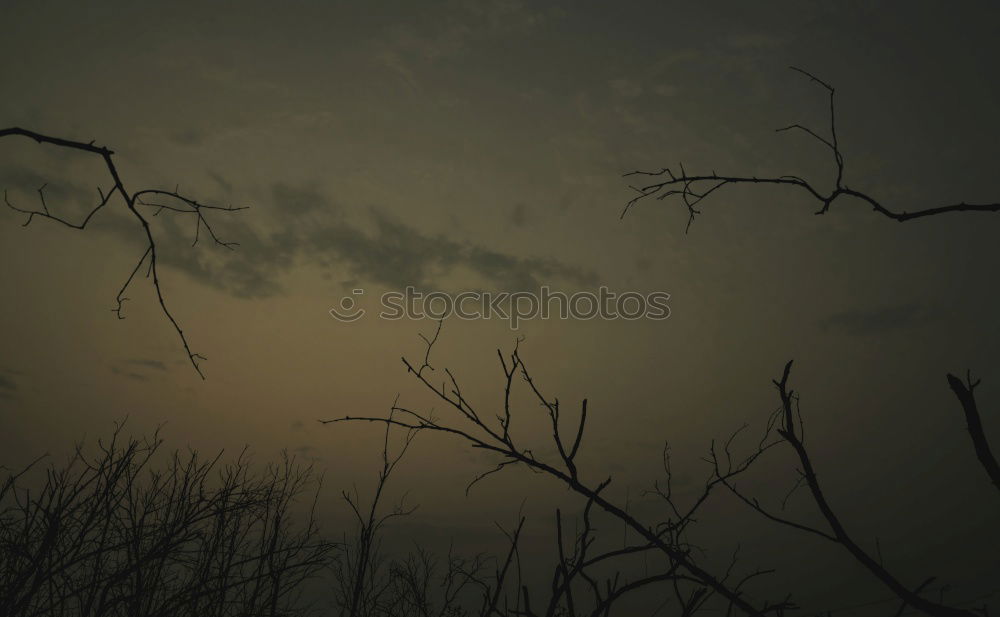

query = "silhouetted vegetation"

[
  {"left": 621, "top": 68, "right": 1000, "bottom": 230},
  {"left": 321, "top": 325, "right": 997, "bottom": 617},
  {"left": 0, "top": 424, "right": 332, "bottom": 617},
  {"left": 320, "top": 70, "right": 999, "bottom": 617},
  {"left": 2, "top": 68, "right": 997, "bottom": 616}
]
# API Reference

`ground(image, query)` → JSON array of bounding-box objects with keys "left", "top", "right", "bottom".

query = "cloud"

[
  {"left": 109, "top": 358, "right": 170, "bottom": 381},
  {"left": 149, "top": 183, "right": 596, "bottom": 297},
  {"left": 0, "top": 371, "right": 18, "bottom": 400},
  {"left": 1, "top": 167, "right": 96, "bottom": 222},
  {"left": 144, "top": 212, "right": 291, "bottom": 299},
  {"left": 208, "top": 171, "right": 233, "bottom": 194},
  {"left": 111, "top": 367, "right": 147, "bottom": 381},
  {"left": 310, "top": 208, "right": 595, "bottom": 291},
  {"left": 3, "top": 164, "right": 596, "bottom": 300},
  {"left": 819, "top": 303, "right": 933, "bottom": 336},
  {"left": 170, "top": 127, "right": 206, "bottom": 147},
  {"left": 127, "top": 358, "right": 167, "bottom": 371}
]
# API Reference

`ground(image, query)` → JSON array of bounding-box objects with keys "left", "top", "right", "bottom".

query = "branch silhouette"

[
  {"left": 699, "top": 360, "right": 998, "bottom": 617},
  {"left": 946, "top": 372, "right": 1000, "bottom": 495},
  {"left": 323, "top": 322, "right": 999, "bottom": 617},
  {"left": 323, "top": 327, "right": 798, "bottom": 617},
  {"left": 621, "top": 67, "right": 1000, "bottom": 231},
  {"left": 1, "top": 127, "right": 248, "bottom": 378},
  {"left": 617, "top": 68, "right": 999, "bottom": 617},
  {"left": 768, "top": 362, "right": 978, "bottom": 617},
  {"left": 0, "top": 422, "right": 333, "bottom": 617}
]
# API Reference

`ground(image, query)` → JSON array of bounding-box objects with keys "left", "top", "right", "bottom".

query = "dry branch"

[
  {"left": 1, "top": 127, "right": 248, "bottom": 378},
  {"left": 621, "top": 68, "right": 1000, "bottom": 231}
]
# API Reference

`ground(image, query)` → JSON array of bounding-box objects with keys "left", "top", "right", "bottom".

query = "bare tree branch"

[
  {"left": 946, "top": 372, "right": 1000, "bottom": 495},
  {"left": 1, "top": 127, "right": 248, "bottom": 378},
  {"left": 620, "top": 68, "right": 1000, "bottom": 231},
  {"left": 323, "top": 330, "right": 797, "bottom": 617},
  {"left": 747, "top": 361, "right": 981, "bottom": 617}
]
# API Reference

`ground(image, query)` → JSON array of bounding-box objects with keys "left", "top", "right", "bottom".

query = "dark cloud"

[
  {"left": 127, "top": 358, "right": 167, "bottom": 371},
  {"left": 308, "top": 208, "right": 596, "bottom": 291},
  {"left": 0, "top": 371, "right": 18, "bottom": 400},
  {"left": 1, "top": 167, "right": 95, "bottom": 221},
  {"left": 170, "top": 128, "right": 206, "bottom": 147},
  {"left": 5, "top": 163, "right": 595, "bottom": 298},
  {"left": 109, "top": 358, "right": 169, "bottom": 381},
  {"left": 820, "top": 303, "right": 933, "bottom": 336},
  {"left": 208, "top": 171, "right": 233, "bottom": 194},
  {"left": 147, "top": 183, "right": 596, "bottom": 297},
  {"left": 149, "top": 212, "right": 292, "bottom": 299},
  {"left": 111, "top": 366, "right": 147, "bottom": 381}
]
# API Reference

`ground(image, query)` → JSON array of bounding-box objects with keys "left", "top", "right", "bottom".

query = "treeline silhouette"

[
  {"left": 0, "top": 425, "right": 333, "bottom": 617},
  {"left": 320, "top": 328, "right": 998, "bottom": 617},
  {"left": 1, "top": 351, "right": 995, "bottom": 617}
]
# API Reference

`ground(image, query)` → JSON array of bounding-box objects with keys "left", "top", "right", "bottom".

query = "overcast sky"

[{"left": 1, "top": 1, "right": 998, "bottom": 612}]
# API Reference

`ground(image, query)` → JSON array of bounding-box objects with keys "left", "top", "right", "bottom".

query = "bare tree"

[
  {"left": 323, "top": 328, "right": 798, "bottom": 617},
  {"left": 329, "top": 406, "right": 420, "bottom": 617},
  {"left": 327, "top": 398, "right": 498, "bottom": 617},
  {"left": 0, "top": 422, "right": 333, "bottom": 617},
  {"left": 324, "top": 326, "right": 996, "bottom": 617},
  {"left": 0, "top": 128, "right": 247, "bottom": 378},
  {"left": 704, "top": 362, "right": 991, "bottom": 617}
]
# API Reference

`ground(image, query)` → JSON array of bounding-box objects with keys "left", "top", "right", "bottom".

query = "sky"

[{"left": 1, "top": 1, "right": 999, "bottom": 613}]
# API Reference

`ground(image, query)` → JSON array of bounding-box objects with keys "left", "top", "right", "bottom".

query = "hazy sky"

[{"left": 1, "top": 1, "right": 998, "bottom": 612}]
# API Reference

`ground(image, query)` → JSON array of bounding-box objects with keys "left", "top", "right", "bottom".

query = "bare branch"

[
  {"left": 621, "top": 68, "right": 1000, "bottom": 230},
  {"left": 764, "top": 361, "right": 979, "bottom": 617},
  {"left": 946, "top": 372, "right": 1000, "bottom": 495},
  {"left": 324, "top": 330, "right": 794, "bottom": 617},
  {"left": 1, "top": 127, "right": 248, "bottom": 378}
]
